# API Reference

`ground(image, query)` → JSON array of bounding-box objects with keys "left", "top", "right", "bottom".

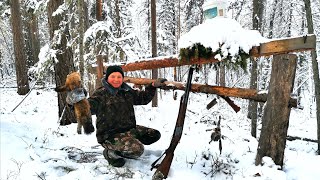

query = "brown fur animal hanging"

[{"left": 55, "top": 72, "right": 95, "bottom": 134}]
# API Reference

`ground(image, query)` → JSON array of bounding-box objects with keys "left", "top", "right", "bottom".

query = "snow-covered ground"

[{"left": 1, "top": 83, "right": 319, "bottom": 180}]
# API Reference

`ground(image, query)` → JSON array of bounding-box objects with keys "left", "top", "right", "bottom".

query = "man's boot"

[{"left": 103, "top": 149, "right": 125, "bottom": 167}]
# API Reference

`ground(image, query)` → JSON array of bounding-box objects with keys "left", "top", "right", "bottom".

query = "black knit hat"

[{"left": 105, "top": 65, "right": 124, "bottom": 79}]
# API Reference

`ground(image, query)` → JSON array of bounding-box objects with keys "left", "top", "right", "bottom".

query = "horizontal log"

[
  {"left": 286, "top": 135, "right": 317, "bottom": 143},
  {"left": 111, "top": 35, "right": 316, "bottom": 72},
  {"left": 250, "top": 34, "right": 316, "bottom": 57},
  {"left": 120, "top": 56, "right": 219, "bottom": 72},
  {"left": 124, "top": 77, "right": 297, "bottom": 107}
]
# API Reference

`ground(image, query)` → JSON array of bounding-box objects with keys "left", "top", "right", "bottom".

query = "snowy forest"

[{"left": 1, "top": 0, "right": 320, "bottom": 179}]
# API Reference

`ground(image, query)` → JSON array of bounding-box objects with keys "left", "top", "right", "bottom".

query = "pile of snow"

[{"left": 178, "top": 17, "right": 268, "bottom": 60}]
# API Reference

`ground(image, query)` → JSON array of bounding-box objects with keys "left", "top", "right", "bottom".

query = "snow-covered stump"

[{"left": 255, "top": 54, "right": 297, "bottom": 168}]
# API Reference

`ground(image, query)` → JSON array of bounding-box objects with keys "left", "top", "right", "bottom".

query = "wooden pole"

[{"left": 255, "top": 54, "right": 297, "bottom": 167}]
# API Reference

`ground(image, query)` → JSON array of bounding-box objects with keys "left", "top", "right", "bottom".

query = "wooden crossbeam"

[
  {"left": 250, "top": 34, "right": 316, "bottom": 57},
  {"left": 124, "top": 77, "right": 297, "bottom": 107},
  {"left": 120, "top": 56, "right": 218, "bottom": 72},
  {"left": 113, "top": 34, "right": 316, "bottom": 72}
]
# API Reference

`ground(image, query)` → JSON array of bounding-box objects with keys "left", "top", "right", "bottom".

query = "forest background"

[{"left": 0, "top": 0, "right": 320, "bottom": 171}]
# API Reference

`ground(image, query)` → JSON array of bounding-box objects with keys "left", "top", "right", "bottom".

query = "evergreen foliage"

[{"left": 179, "top": 43, "right": 250, "bottom": 71}]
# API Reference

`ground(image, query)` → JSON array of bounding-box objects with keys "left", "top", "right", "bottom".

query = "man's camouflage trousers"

[{"left": 102, "top": 125, "right": 161, "bottom": 159}]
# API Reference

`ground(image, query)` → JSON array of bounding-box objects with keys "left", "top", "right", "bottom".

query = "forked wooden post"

[{"left": 255, "top": 54, "right": 297, "bottom": 167}]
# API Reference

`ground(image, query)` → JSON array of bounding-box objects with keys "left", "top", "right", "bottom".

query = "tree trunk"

[
  {"left": 248, "top": 58, "right": 258, "bottom": 137},
  {"left": 78, "top": 0, "right": 85, "bottom": 78},
  {"left": 22, "top": 4, "right": 40, "bottom": 68},
  {"left": 296, "top": 6, "right": 306, "bottom": 108},
  {"left": 10, "top": 0, "right": 30, "bottom": 95},
  {"left": 303, "top": 0, "right": 320, "bottom": 155},
  {"left": 252, "top": 0, "right": 265, "bottom": 32},
  {"left": 114, "top": 0, "right": 125, "bottom": 60},
  {"left": 151, "top": 0, "right": 158, "bottom": 107},
  {"left": 82, "top": 0, "right": 90, "bottom": 91},
  {"left": 115, "top": 0, "right": 120, "bottom": 36},
  {"left": 83, "top": 1, "right": 90, "bottom": 29},
  {"left": 175, "top": 0, "right": 181, "bottom": 78},
  {"left": 95, "top": 0, "right": 104, "bottom": 88},
  {"left": 255, "top": 54, "right": 297, "bottom": 167},
  {"left": 48, "top": 0, "right": 76, "bottom": 125},
  {"left": 96, "top": 0, "right": 102, "bottom": 21},
  {"left": 219, "top": 65, "right": 225, "bottom": 86},
  {"left": 249, "top": 0, "right": 265, "bottom": 138},
  {"left": 0, "top": 50, "right": 2, "bottom": 78},
  {"left": 287, "top": 3, "right": 293, "bottom": 37},
  {"left": 268, "top": 0, "right": 278, "bottom": 38}
]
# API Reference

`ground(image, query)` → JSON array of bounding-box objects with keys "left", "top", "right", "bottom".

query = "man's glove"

[{"left": 153, "top": 78, "right": 167, "bottom": 88}]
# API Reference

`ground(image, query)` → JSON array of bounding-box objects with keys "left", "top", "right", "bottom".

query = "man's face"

[{"left": 107, "top": 72, "right": 123, "bottom": 88}]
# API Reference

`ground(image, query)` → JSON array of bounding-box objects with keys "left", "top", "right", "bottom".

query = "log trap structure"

[{"left": 96, "top": 34, "right": 316, "bottom": 179}]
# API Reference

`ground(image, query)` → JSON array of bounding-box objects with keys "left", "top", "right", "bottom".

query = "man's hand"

[{"left": 152, "top": 78, "right": 167, "bottom": 88}]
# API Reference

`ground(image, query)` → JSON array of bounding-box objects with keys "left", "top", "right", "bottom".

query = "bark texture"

[
  {"left": 255, "top": 54, "right": 297, "bottom": 167},
  {"left": 10, "top": 0, "right": 30, "bottom": 95}
]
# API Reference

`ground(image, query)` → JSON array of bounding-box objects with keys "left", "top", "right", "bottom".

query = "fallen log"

[
  {"left": 124, "top": 77, "right": 297, "bottom": 107},
  {"left": 286, "top": 135, "right": 317, "bottom": 143}
]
